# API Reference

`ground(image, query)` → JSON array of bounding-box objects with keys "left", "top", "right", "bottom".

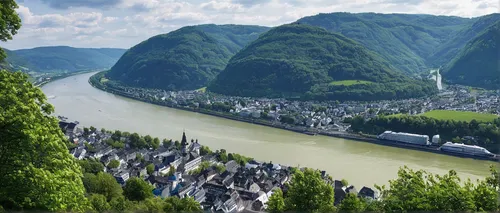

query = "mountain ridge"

[
  {"left": 208, "top": 23, "right": 437, "bottom": 101},
  {"left": 1, "top": 46, "right": 127, "bottom": 73},
  {"left": 105, "top": 24, "right": 269, "bottom": 91}
]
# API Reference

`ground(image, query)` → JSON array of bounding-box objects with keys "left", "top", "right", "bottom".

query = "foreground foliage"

[
  {"left": 208, "top": 24, "right": 437, "bottom": 101},
  {"left": 0, "top": 70, "right": 89, "bottom": 211},
  {"left": 268, "top": 166, "right": 500, "bottom": 213},
  {"left": 0, "top": 0, "right": 21, "bottom": 61}
]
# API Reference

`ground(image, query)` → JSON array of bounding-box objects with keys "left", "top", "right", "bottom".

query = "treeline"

[
  {"left": 304, "top": 81, "right": 437, "bottom": 101},
  {"left": 349, "top": 115, "right": 500, "bottom": 153},
  {"left": 268, "top": 165, "right": 500, "bottom": 213}
]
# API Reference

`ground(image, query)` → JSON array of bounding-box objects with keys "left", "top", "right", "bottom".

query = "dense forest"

[
  {"left": 106, "top": 25, "right": 269, "bottom": 91},
  {"left": 208, "top": 24, "right": 437, "bottom": 101},
  {"left": 296, "top": 12, "right": 500, "bottom": 75},
  {"left": 349, "top": 115, "right": 500, "bottom": 153},
  {"left": 0, "top": 46, "right": 126, "bottom": 73},
  {"left": 442, "top": 20, "right": 500, "bottom": 89}
]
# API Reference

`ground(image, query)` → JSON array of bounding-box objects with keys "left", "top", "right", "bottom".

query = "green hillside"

[
  {"left": 106, "top": 24, "right": 269, "bottom": 91},
  {"left": 295, "top": 12, "right": 479, "bottom": 74},
  {"left": 0, "top": 49, "right": 34, "bottom": 72},
  {"left": 442, "top": 20, "right": 500, "bottom": 89},
  {"left": 427, "top": 13, "right": 500, "bottom": 67},
  {"left": 7, "top": 46, "right": 126, "bottom": 73},
  {"left": 208, "top": 24, "right": 437, "bottom": 101}
]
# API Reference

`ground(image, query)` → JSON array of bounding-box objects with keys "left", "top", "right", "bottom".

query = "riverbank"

[
  {"left": 34, "top": 70, "right": 102, "bottom": 87},
  {"left": 88, "top": 72, "right": 499, "bottom": 162}
]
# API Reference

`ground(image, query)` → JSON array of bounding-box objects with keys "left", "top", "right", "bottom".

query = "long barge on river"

[{"left": 319, "top": 130, "right": 499, "bottom": 162}]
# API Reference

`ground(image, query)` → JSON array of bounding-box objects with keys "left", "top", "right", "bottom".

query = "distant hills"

[
  {"left": 1, "top": 46, "right": 126, "bottom": 73},
  {"left": 296, "top": 13, "right": 500, "bottom": 75},
  {"left": 442, "top": 20, "right": 500, "bottom": 89},
  {"left": 103, "top": 12, "right": 500, "bottom": 99},
  {"left": 105, "top": 24, "right": 269, "bottom": 91},
  {"left": 208, "top": 24, "right": 437, "bottom": 101}
]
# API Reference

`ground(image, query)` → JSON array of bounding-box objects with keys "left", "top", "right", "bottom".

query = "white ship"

[
  {"left": 440, "top": 142, "right": 495, "bottom": 158},
  {"left": 377, "top": 131, "right": 431, "bottom": 146}
]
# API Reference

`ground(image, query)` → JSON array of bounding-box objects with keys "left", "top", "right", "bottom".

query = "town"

[
  {"left": 59, "top": 120, "right": 380, "bottom": 212},
  {"left": 93, "top": 77, "right": 500, "bottom": 135}
]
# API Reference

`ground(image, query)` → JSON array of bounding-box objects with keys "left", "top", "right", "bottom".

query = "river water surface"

[{"left": 42, "top": 72, "right": 496, "bottom": 187}]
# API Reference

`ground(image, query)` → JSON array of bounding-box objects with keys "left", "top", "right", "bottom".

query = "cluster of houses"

[
  {"left": 60, "top": 120, "right": 380, "bottom": 212},
  {"left": 103, "top": 80, "right": 500, "bottom": 136}
]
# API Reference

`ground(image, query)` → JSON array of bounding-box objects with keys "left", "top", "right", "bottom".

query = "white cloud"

[{"left": 3, "top": 0, "right": 498, "bottom": 50}]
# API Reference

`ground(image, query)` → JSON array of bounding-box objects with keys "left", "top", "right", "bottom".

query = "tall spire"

[{"left": 181, "top": 130, "right": 187, "bottom": 146}]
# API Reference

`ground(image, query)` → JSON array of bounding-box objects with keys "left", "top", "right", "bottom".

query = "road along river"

[{"left": 42, "top": 72, "right": 496, "bottom": 187}]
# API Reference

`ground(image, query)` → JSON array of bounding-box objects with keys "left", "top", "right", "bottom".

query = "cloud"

[
  {"left": 39, "top": 0, "right": 123, "bottom": 9},
  {"left": 5, "top": 0, "right": 498, "bottom": 50},
  {"left": 231, "top": 0, "right": 271, "bottom": 8}
]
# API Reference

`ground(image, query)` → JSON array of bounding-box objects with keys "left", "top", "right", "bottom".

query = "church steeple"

[
  {"left": 181, "top": 131, "right": 188, "bottom": 146},
  {"left": 181, "top": 130, "right": 188, "bottom": 155}
]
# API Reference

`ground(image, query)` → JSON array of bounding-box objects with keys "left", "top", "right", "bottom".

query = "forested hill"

[
  {"left": 105, "top": 24, "right": 269, "bottom": 91},
  {"left": 208, "top": 24, "right": 437, "bottom": 101},
  {"left": 427, "top": 13, "right": 500, "bottom": 67},
  {"left": 1, "top": 46, "right": 126, "bottom": 73},
  {"left": 296, "top": 12, "right": 500, "bottom": 75},
  {"left": 442, "top": 20, "right": 500, "bottom": 89}
]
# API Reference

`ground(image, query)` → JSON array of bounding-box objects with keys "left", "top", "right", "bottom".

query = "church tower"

[{"left": 181, "top": 131, "right": 188, "bottom": 154}]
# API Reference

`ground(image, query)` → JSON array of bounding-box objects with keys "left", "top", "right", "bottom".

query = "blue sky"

[{"left": 4, "top": 0, "right": 498, "bottom": 50}]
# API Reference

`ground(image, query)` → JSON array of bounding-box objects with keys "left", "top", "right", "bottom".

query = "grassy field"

[
  {"left": 421, "top": 110, "right": 498, "bottom": 122},
  {"left": 100, "top": 77, "right": 109, "bottom": 83},
  {"left": 196, "top": 87, "right": 207, "bottom": 92},
  {"left": 330, "top": 80, "right": 373, "bottom": 86}
]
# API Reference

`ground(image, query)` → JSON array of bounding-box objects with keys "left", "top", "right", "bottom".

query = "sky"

[{"left": 4, "top": 0, "right": 499, "bottom": 50}]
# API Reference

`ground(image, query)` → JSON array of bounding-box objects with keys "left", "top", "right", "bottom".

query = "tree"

[
  {"left": 215, "top": 164, "right": 226, "bottom": 173},
  {"left": 84, "top": 127, "right": 90, "bottom": 136},
  {"left": 82, "top": 172, "right": 123, "bottom": 201},
  {"left": 267, "top": 188, "right": 285, "bottom": 213},
  {"left": 78, "top": 159, "right": 104, "bottom": 174},
  {"left": 164, "top": 196, "right": 201, "bottom": 212},
  {"left": 200, "top": 145, "right": 212, "bottom": 156},
  {"left": 100, "top": 128, "right": 106, "bottom": 133},
  {"left": 284, "top": 168, "right": 335, "bottom": 212},
  {"left": 0, "top": 0, "right": 21, "bottom": 60},
  {"left": 0, "top": 70, "right": 89, "bottom": 211},
  {"left": 89, "top": 194, "right": 111, "bottom": 213},
  {"left": 378, "top": 166, "right": 478, "bottom": 212},
  {"left": 107, "top": 160, "right": 120, "bottom": 169},
  {"left": 152, "top": 137, "right": 160, "bottom": 150},
  {"left": 123, "top": 177, "right": 154, "bottom": 201},
  {"left": 341, "top": 179, "right": 349, "bottom": 187},
  {"left": 136, "top": 153, "right": 145, "bottom": 163},
  {"left": 146, "top": 164, "right": 155, "bottom": 175},
  {"left": 112, "top": 130, "right": 122, "bottom": 141},
  {"left": 471, "top": 180, "right": 498, "bottom": 212},
  {"left": 338, "top": 193, "right": 366, "bottom": 213},
  {"left": 163, "top": 139, "right": 172, "bottom": 148},
  {"left": 143, "top": 197, "right": 165, "bottom": 213},
  {"left": 109, "top": 196, "right": 129, "bottom": 212}
]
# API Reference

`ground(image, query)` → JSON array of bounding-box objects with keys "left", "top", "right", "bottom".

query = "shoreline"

[
  {"left": 87, "top": 72, "right": 499, "bottom": 163},
  {"left": 35, "top": 70, "right": 103, "bottom": 87}
]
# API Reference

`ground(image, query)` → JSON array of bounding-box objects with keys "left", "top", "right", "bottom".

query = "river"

[{"left": 42, "top": 72, "right": 495, "bottom": 187}]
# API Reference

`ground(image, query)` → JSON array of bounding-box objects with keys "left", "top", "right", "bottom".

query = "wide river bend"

[{"left": 42, "top": 72, "right": 496, "bottom": 187}]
